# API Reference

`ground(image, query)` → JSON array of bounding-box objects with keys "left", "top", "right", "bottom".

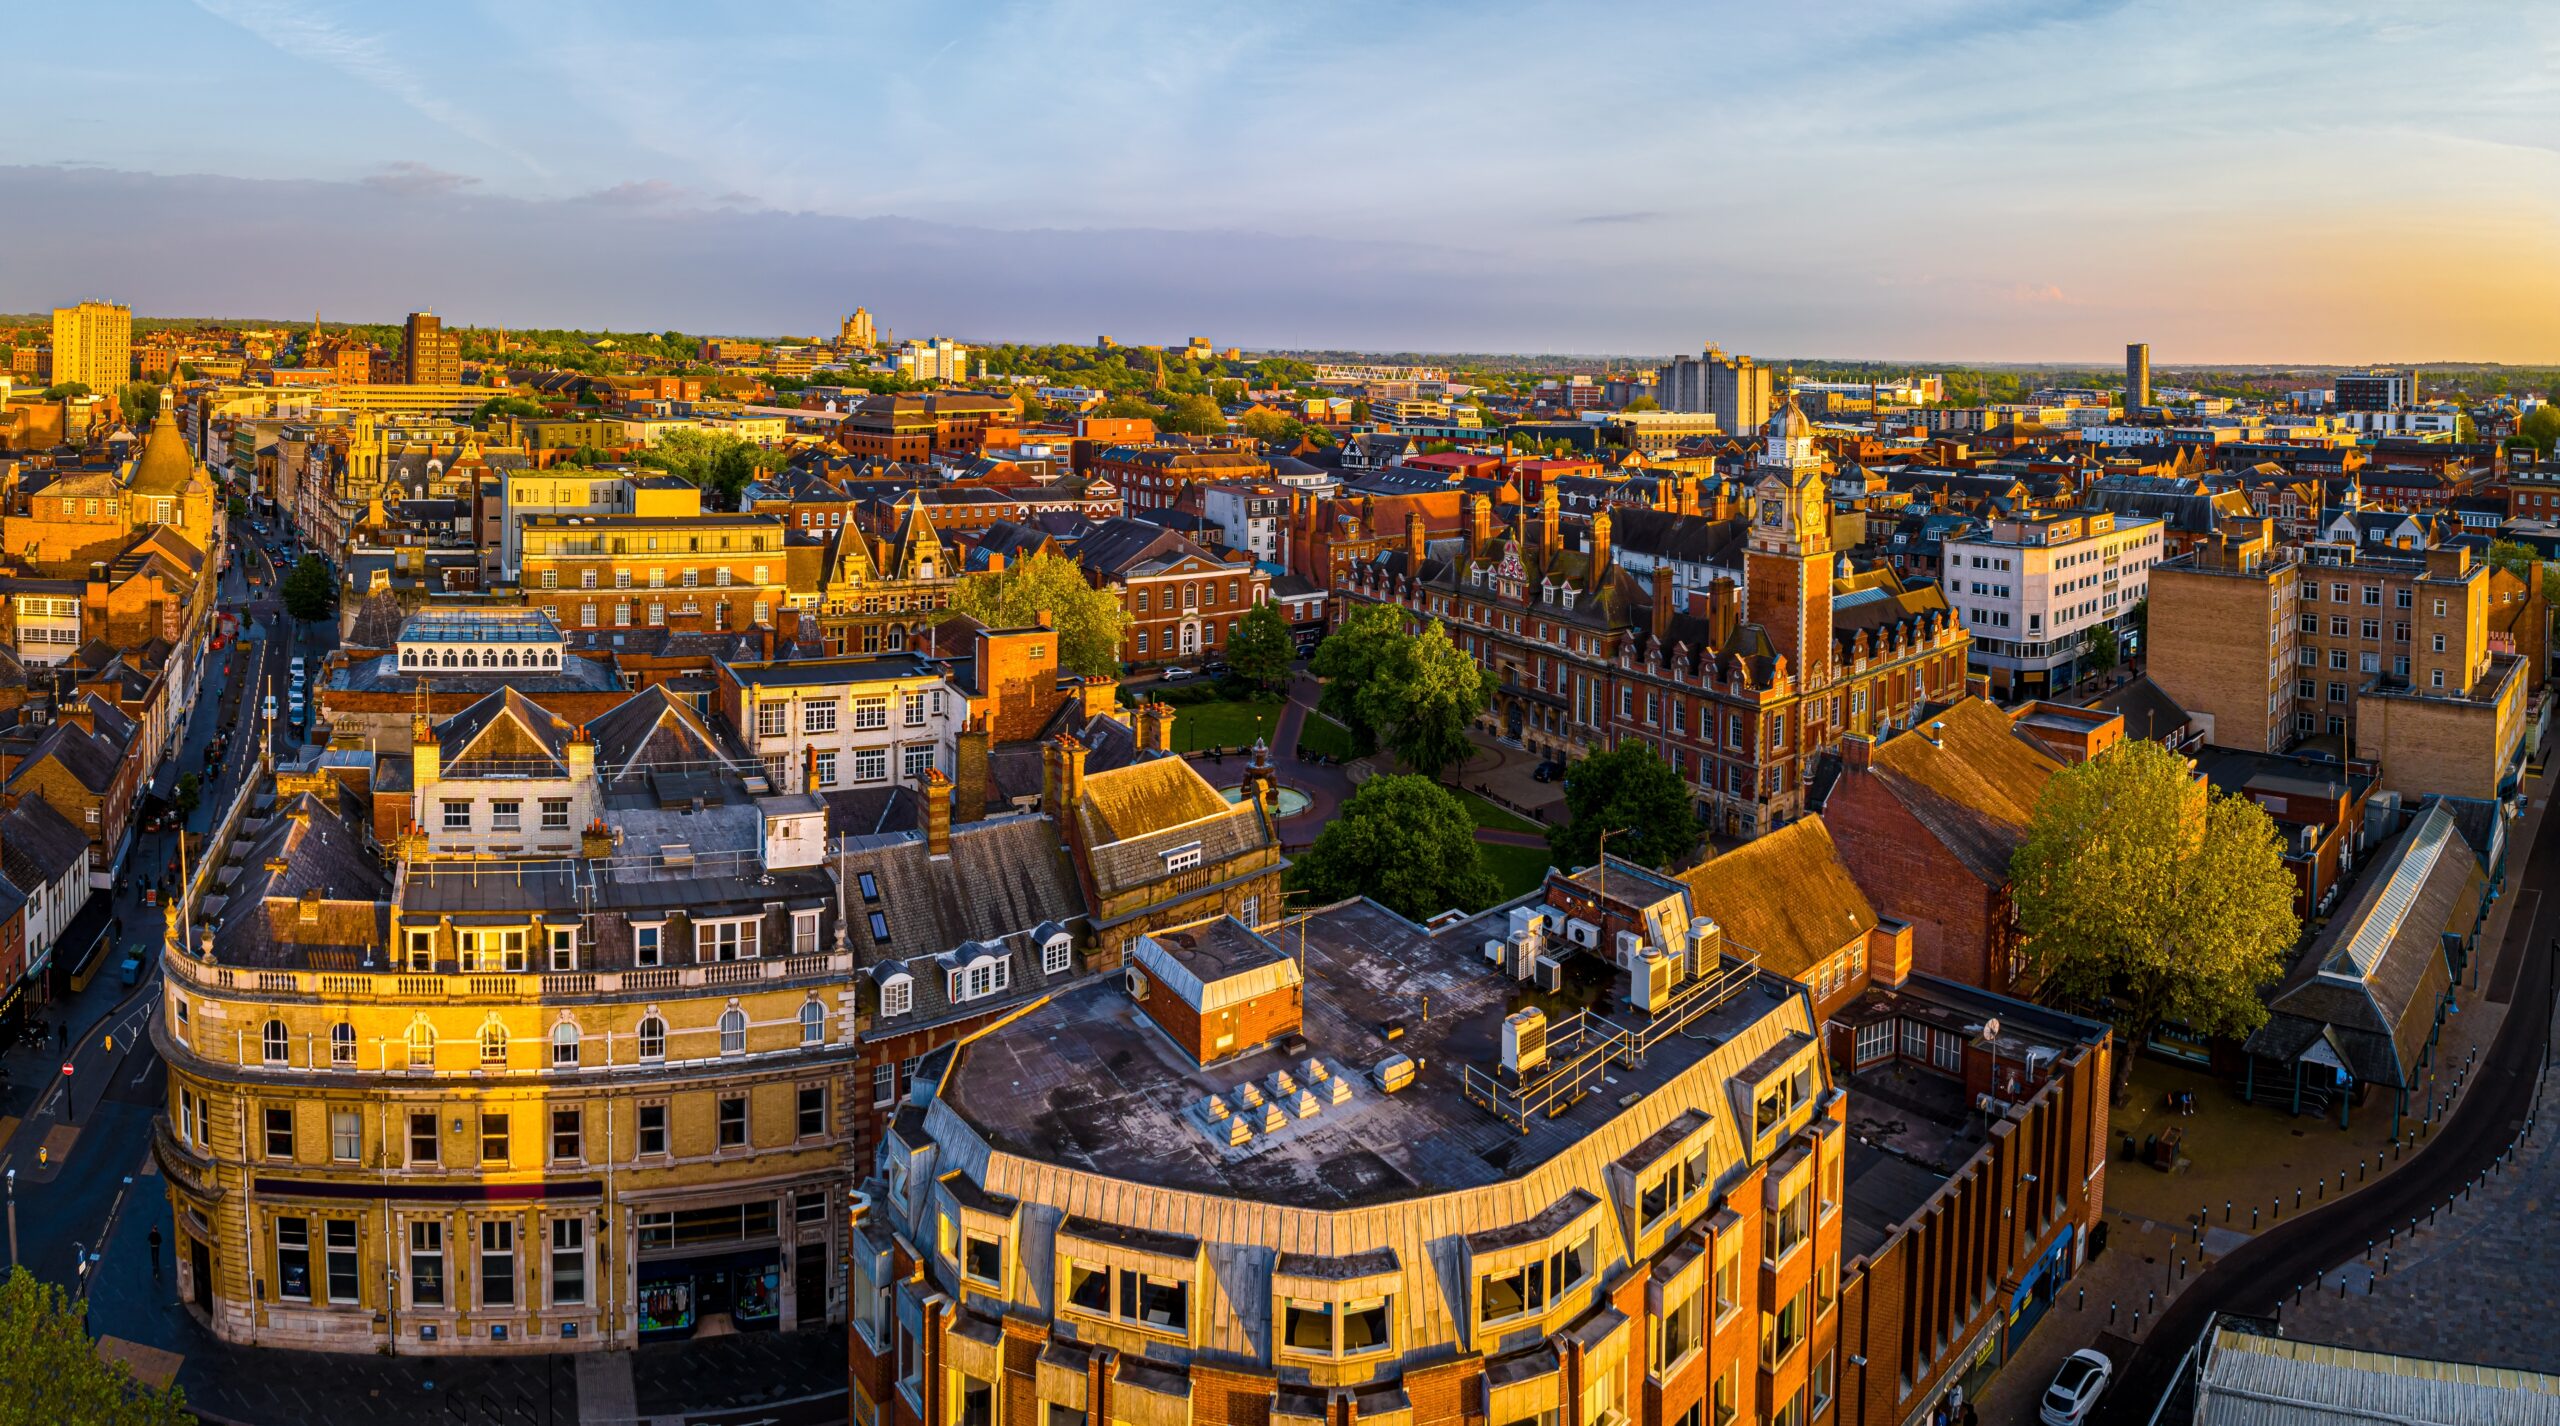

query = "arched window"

[
  {"left": 719, "top": 1008, "right": 747, "bottom": 1055},
  {"left": 261, "top": 1019, "right": 288, "bottom": 1065},
  {"left": 401, "top": 649, "right": 417, "bottom": 668},
  {"left": 550, "top": 1020, "right": 580, "bottom": 1068},
  {"left": 462, "top": 650, "right": 479, "bottom": 668},
  {"left": 503, "top": 650, "right": 519, "bottom": 668},
  {"left": 330, "top": 1021, "right": 356, "bottom": 1067},
  {"left": 637, "top": 1015, "right": 666, "bottom": 1062},
  {"left": 479, "top": 1019, "right": 508, "bottom": 1065},
  {"left": 544, "top": 649, "right": 559, "bottom": 667},
  {"left": 442, "top": 650, "right": 458, "bottom": 668},
  {"left": 799, "top": 1000, "right": 824, "bottom": 1046},
  {"left": 406, "top": 1018, "right": 436, "bottom": 1068}
]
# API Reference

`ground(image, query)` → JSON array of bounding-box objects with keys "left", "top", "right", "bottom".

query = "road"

[
  {"left": 0, "top": 492, "right": 343, "bottom": 1304},
  {"left": 2096, "top": 784, "right": 2560, "bottom": 1421}
]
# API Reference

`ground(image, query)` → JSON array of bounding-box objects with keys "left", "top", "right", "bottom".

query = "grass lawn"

[
  {"left": 1454, "top": 787, "right": 1545, "bottom": 835},
  {"left": 1168, "top": 698, "right": 1284, "bottom": 754},
  {"left": 1294, "top": 710, "right": 1363, "bottom": 762},
  {"left": 1476, "top": 840, "right": 1554, "bottom": 906}
]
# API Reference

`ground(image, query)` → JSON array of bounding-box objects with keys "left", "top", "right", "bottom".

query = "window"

[
  {"left": 1762, "top": 1285, "right": 1808, "bottom": 1367},
  {"left": 409, "top": 1112, "right": 439, "bottom": 1165},
  {"left": 440, "top": 799, "right": 472, "bottom": 832},
  {"left": 1714, "top": 1241, "right": 1740, "bottom": 1325},
  {"left": 1164, "top": 846, "right": 1203, "bottom": 874},
  {"left": 274, "top": 1218, "right": 311, "bottom": 1301},
  {"left": 551, "top": 1219, "right": 587, "bottom": 1307},
  {"left": 719, "top": 1007, "right": 748, "bottom": 1054},
  {"left": 699, "top": 919, "right": 760, "bottom": 961},
  {"left": 637, "top": 1015, "right": 666, "bottom": 1061},
  {"left": 854, "top": 747, "right": 888, "bottom": 782},
  {"left": 1640, "top": 1171, "right": 1676, "bottom": 1231},
  {"left": 798, "top": 1084, "right": 826, "bottom": 1138},
  {"left": 1766, "top": 1182, "right": 1812, "bottom": 1266},
  {"left": 491, "top": 800, "right": 521, "bottom": 832},
  {"left": 323, "top": 1219, "right": 360, "bottom": 1304},
  {"left": 1713, "top": 1362, "right": 1740, "bottom": 1425},
  {"left": 1283, "top": 1294, "right": 1392, "bottom": 1358},
  {"left": 407, "top": 929, "right": 435, "bottom": 971},
  {"left": 2431, "top": 632, "right": 2447, "bottom": 653},
  {"left": 880, "top": 975, "right": 912, "bottom": 1017},
  {"left": 812, "top": 750, "right": 838, "bottom": 788},
  {"left": 637, "top": 1102, "right": 669, "bottom": 1156},
  {"left": 799, "top": 999, "right": 825, "bottom": 1045},
  {"left": 1478, "top": 1230, "right": 1597, "bottom": 1324},
  {"left": 480, "top": 1020, "right": 508, "bottom": 1066},
  {"left": 634, "top": 924, "right": 662, "bottom": 967},
  {"left": 1065, "top": 1264, "right": 1190, "bottom": 1335},
  {"left": 903, "top": 745, "right": 935, "bottom": 781},
  {"left": 853, "top": 699, "right": 888, "bottom": 730},
  {"left": 1658, "top": 1281, "right": 1703, "bottom": 1371},
  {"left": 480, "top": 1113, "right": 510, "bottom": 1165},
  {"left": 1811, "top": 1349, "right": 1836, "bottom": 1414},
  {"left": 873, "top": 1064, "right": 898, "bottom": 1107},
  {"left": 903, "top": 691, "right": 927, "bottom": 727},
  {"left": 803, "top": 699, "right": 839, "bottom": 734},
  {"left": 551, "top": 1108, "right": 583, "bottom": 1163},
  {"left": 330, "top": 1108, "right": 361, "bottom": 1162},
  {"left": 407, "top": 1221, "right": 444, "bottom": 1307},
  {"left": 757, "top": 702, "right": 786, "bottom": 739},
  {"left": 1043, "top": 935, "right": 1072, "bottom": 976},
  {"left": 718, "top": 1094, "right": 748, "bottom": 1148},
  {"left": 262, "top": 1019, "right": 289, "bottom": 1066},
  {"left": 264, "top": 1105, "right": 296, "bottom": 1159},
  {"left": 1853, "top": 1020, "right": 1893, "bottom": 1067},
  {"left": 794, "top": 909, "right": 823, "bottom": 958},
  {"left": 480, "top": 1220, "right": 516, "bottom": 1307},
  {"left": 541, "top": 798, "right": 570, "bottom": 831}
]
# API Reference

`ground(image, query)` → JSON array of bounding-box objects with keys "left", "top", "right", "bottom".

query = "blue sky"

[{"left": 7, "top": 1, "right": 2558, "bottom": 361}]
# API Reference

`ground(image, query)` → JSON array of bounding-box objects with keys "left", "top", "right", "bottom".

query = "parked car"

[
  {"left": 1160, "top": 666, "right": 1195, "bottom": 681},
  {"left": 2040, "top": 1349, "right": 2113, "bottom": 1426}
]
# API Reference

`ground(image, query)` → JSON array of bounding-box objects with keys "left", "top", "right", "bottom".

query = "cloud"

[
  {"left": 573, "top": 179, "right": 692, "bottom": 209},
  {"left": 187, "top": 0, "right": 550, "bottom": 178},
  {"left": 362, "top": 161, "right": 477, "bottom": 196},
  {"left": 2007, "top": 283, "right": 2071, "bottom": 307}
]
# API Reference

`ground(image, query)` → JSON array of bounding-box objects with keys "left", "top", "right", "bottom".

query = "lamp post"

[{"left": 6, "top": 1169, "right": 16, "bottom": 1270}]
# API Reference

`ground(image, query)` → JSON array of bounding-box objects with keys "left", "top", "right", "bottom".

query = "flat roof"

[
  {"left": 941, "top": 898, "right": 1801, "bottom": 1211},
  {"left": 721, "top": 654, "right": 941, "bottom": 688}
]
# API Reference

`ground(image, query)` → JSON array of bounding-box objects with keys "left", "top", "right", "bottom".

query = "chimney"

[
  {"left": 1404, "top": 509, "right": 1427, "bottom": 569},
  {"left": 923, "top": 766, "right": 953, "bottom": 857},
  {"left": 1650, "top": 564, "right": 1675, "bottom": 644},
  {"left": 1842, "top": 733, "right": 1874, "bottom": 771},
  {"left": 581, "top": 818, "right": 614, "bottom": 860},
  {"left": 954, "top": 717, "right": 990, "bottom": 824},
  {"left": 59, "top": 699, "right": 94, "bottom": 735},
  {"left": 1041, "top": 732, "right": 1088, "bottom": 820},
  {"left": 567, "top": 724, "right": 595, "bottom": 783},
  {"left": 1538, "top": 485, "right": 1560, "bottom": 560},
  {"left": 1137, "top": 700, "right": 1177, "bottom": 754},
  {"left": 1706, "top": 575, "right": 1740, "bottom": 648}
]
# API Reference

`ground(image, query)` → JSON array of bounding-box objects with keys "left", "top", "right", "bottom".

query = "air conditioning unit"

[
  {"left": 1507, "top": 906, "right": 1550, "bottom": 945},
  {"left": 1502, "top": 1008, "right": 1549, "bottom": 1079},
  {"left": 2024, "top": 1047, "right": 2057, "bottom": 1079},
  {"left": 1484, "top": 937, "right": 1508, "bottom": 967},
  {"left": 1632, "top": 947, "right": 1676, "bottom": 1014},
  {"left": 1615, "top": 929, "right": 1645, "bottom": 967},
  {"left": 1564, "top": 918, "right": 1600, "bottom": 950},
  {"left": 1124, "top": 966, "right": 1151, "bottom": 1001},
  {"left": 1535, "top": 955, "right": 1564, "bottom": 993}
]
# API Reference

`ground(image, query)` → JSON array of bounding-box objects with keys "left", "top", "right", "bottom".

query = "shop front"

[
  {"left": 635, "top": 1199, "right": 785, "bottom": 1340},
  {"left": 2004, "top": 1224, "right": 2078, "bottom": 1355}
]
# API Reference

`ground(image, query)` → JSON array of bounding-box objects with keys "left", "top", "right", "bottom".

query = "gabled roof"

[
  {"left": 1075, "top": 756, "right": 1232, "bottom": 846},
  {"left": 585, "top": 685, "right": 735, "bottom": 783},
  {"left": 0, "top": 796, "right": 88, "bottom": 890},
  {"left": 838, "top": 814, "right": 1088, "bottom": 989},
  {"left": 433, "top": 685, "right": 574, "bottom": 776},
  {"left": 1848, "top": 698, "right": 2061, "bottom": 885},
  {"left": 1672, "top": 816, "right": 1876, "bottom": 980}
]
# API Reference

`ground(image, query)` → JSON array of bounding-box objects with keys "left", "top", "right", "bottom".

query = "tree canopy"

[
  {"left": 1224, "top": 601, "right": 1296, "bottom": 695},
  {"left": 475, "top": 395, "right": 546, "bottom": 422},
  {"left": 1309, "top": 603, "right": 1404, "bottom": 746},
  {"left": 0, "top": 1267, "right": 191, "bottom": 1424},
  {"left": 2010, "top": 738, "right": 2299, "bottom": 1080},
  {"left": 117, "top": 383, "right": 160, "bottom": 424},
  {"left": 635, "top": 429, "right": 787, "bottom": 511},
  {"left": 2518, "top": 404, "right": 2560, "bottom": 455},
  {"left": 1290, "top": 774, "right": 1499, "bottom": 920},
  {"left": 281, "top": 554, "right": 336, "bottom": 623},
  {"left": 948, "top": 551, "right": 1130, "bottom": 677},
  {"left": 1158, "top": 393, "right": 1228, "bottom": 436},
  {"left": 1547, "top": 740, "right": 1699, "bottom": 871},
  {"left": 40, "top": 382, "right": 91, "bottom": 401},
  {"left": 1309, "top": 606, "right": 1493, "bottom": 779}
]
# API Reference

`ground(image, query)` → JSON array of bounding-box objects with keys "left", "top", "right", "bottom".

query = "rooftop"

[
  {"left": 940, "top": 898, "right": 1805, "bottom": 1211},
  {"left": 398, "top": 609, "right": 563, "bottom": 644}
]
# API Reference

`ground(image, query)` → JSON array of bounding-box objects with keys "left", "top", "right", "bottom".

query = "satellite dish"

[{"left": 1979, "top": 1017, "right": 2002, "bottom": 1042}]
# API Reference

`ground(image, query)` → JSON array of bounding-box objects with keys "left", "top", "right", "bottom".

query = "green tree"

[
  {"left": 1547, "top": 740, "right": 1699, "bottom": 872},
  {"left": 2517, "top": 404, "right": 2560, "bottom": 455},
  {"left": 1362, "top": 621, "right": 1493, "bottom": 780},
  {"left": 948, "top": 551, "right": 1130, "bottom": 677},
  {"left": 1290, "top": 775, "right": 1499, "bottom": 920},
  {"left": 172, "top": 770, "right": 203, "bottom": 818},
  {"left": 1623, "top": 396, "right": 1660, "bottom": 412},
  {"left": 636, "top": 429, "right": 785, "bottom": 510},
  {"left": 1308, "top": 603, "right": 1406, "bottom": 749},
  {"left": 0, "top": 1267, "right": 190, "bottom": 1424},
  {"left": 41, "top": 381, "right": 92, "bottom": 401},
  {"left": 2083, "top": 625, "right": 2120, "bottom": 673},
  {"left": 1348, "top": 397, "right": 1371, "bottom": 424},
  {"left": 118, "top": 383, "right": 160, "bottom": 424},
  {"left": 1159, "top": 393, "right": 1227, "bottom": 436},
  {"left": 1240, "top": 409, "right": 1295, "bottom": 442},
  {"left": 1096, "top": 395, "right": 1160, "bottom": 421},
  {"left": 226, "top": 494, "right": 248, "bottom": 522},
  {"left": 281, "top": 554, "right": 335, "bottom": 623},
  {"left": 475, "top": 395, "right": 545, "bottom": 422},
  {"left": 2010, "top": 739, "right": 2299, "bottom": 1085},
  {"left": 2487, "top": 538, "right": 2537, "bottom": 578},
  {"left": 1224, "top": 601, "right": 1296, "bottom": 694}
]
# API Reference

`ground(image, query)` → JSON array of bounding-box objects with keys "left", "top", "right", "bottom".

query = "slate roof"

[
  {"left": 433, "top": 686, "right": 574, "bottom": 777},
  {"left": 2245, "top": 801, "right": 2477, "bottom": 1090},
  {"left": 1848, "top": 698, "right": 2060, "bottom": 885},
  {"left": 2193, "top": 1325, "right": 2560, "bottom": 1426},
  {"left": 839, "top": 813, "right": 1089, "bottom": 1027},
  {"left": 585, "top": 685, "right": 738, "bottom": 783},
  {"left": 2087, "top": 675, "right": 2192, "bottom": 745},
  {"left": 204, "top": 788, "right": 393, "bottom": 968},
  {"left": 0, "top": 796, "right": 89, "bottom": 892},
  {"left": 1672, "top": 816, "right": 1876, "bottom": 979}
]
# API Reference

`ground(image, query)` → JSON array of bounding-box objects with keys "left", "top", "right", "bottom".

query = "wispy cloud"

[
  {"left": 187, "top": 0, "right": 550, "bottom": 179},
  {"left": 362, "top": 161, "right": 477, "bottom": 196}
]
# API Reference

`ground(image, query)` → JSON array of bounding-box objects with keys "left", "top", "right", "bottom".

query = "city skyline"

[{"left": 6, "top": 1, "right": 2557, "bottom": 362}]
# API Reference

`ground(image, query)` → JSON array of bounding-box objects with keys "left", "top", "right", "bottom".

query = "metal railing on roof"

[{"left": 1460, "top": 950, "right": 1765, "bottom": 1135}]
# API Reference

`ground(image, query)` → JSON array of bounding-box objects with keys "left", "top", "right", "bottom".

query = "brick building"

[
  {"left": 1094, "top": 444, "right": 1271, "bottom": 515},
  {"left": 1070, "top": 516, "right": 1272, "bottom": 667},
  {"left": 517, "top": 511, "right": 793, "bottom": 637}
]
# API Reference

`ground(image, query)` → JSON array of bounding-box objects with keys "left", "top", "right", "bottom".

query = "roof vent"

[
  {"left": 660, "top": 843, "right": 694, "bottom": 869},
  {"left": 1371, "top": 1054, "right": 1417, "bottom": 1094}
]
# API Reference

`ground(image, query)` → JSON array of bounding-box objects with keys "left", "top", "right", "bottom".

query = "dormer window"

[
  {"left": 880, "top": 974, "right": 913, "bottom": 1018},
  {"left": 1163, "top": 844, "right": 1204, "bottom": 874},
  {"left": 1043, "top": 934, "right": 1073, "bottom": 976}
]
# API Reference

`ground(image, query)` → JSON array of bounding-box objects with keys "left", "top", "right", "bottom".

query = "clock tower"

[{"left": 1744, "top": 395, "right": 1831, "bottom": 681}]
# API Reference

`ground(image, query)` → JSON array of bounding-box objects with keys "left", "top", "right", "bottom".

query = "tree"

[
  {"left": 475, "top": 395, "right": 545, "bottom": 422},
  {"left": 2518, "top": 404, "right": 2560, "bottom": 455},
  {"left": 948, "top": 551, "right": 1130, "bottom": 677},
  {"left": 1361, "top": 621, "right": 1493, "bottom": 781},
  {"left": 0, "top": 1267, "right": 190, "bottom": 1424},
  {"left": 1240, "top": 409, "right": 1295, "bottom": 442},
  {"left": 2010, "top": 739, "right": 2299, "bottom": 1086},
  {"left": 1159, "top": 393, "right": 1227, "bottom": 436},
  {"left": 2083, "top": 625, "right": 2120, "bottom": 673},
  {"left": 635, "top": 429, "right": 785, "bottom": 510},
  {"left": 1624, "top": 396, "right": 1660, "bottom": 412},
  {"left": 40, "top": 382, "right": 91, "bottom": 401},
  {"left": 172, "top": 771, "right": 202, "bottom": 819},
  {"left": 1547, "top": 740, "right": 1699, "bottom": 872},
  {"left": 281, "top": 554, "right": 335, "bottom": 623},
  {"left": 1290, "top": 775, "right": 1499, "bottom": 920},
  {"left": 1309, "top": 603, "right": 1406, "bottom": 748},
  {"left": 1224, "top": 602, "right": 1296, "bottom": 694},
  {"left": 2486, "top": 538, "right": 2537, "bottom": 578},
  {"left": 1096, "top": 395, "right": 1159, "bottom": 421},
  {"left": 118, "top": 383, "right": 160, "bottom": 424}
]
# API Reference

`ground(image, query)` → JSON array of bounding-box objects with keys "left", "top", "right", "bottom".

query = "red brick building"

[{"left": 1070, "top": 516, "right": 1272, "bottom": 666}]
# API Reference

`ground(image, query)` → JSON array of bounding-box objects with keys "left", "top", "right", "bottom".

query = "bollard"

[
  {"left": 2382, "top": 1252, "right": 2390, "bottom": 1276},
  {"left": 2361, "top": 1160, "right": 2368, "bottom": 1182},
  {"left": 2295, "top": 1280, "right": 2306, "bottom": 1304},
  {"left": 2226, "top": 1199, "right": 2234, "bottom": 1223},
  {"left": 2109, "top": 1301, "right": 2118, "bottom": 1325},
  {"left": 2148, "top": 1290, "right": 2157, "bottom": 1315},
  {"left": 2133, "top": 1310, "right": 2143, "bottom": 1337},
  {"left": 2253, "top": 1207, "right": 2261, "bottom": 1230},
  {"left": 2340, "top": 1277, "right": 2348, "bottom": 1297},
  {"left": 2296, "top": 1187, "right": 2303, "bottom": 1211},
  {"left": 2367, "top": 1239, "right": 2376, "bottom": 1260}
]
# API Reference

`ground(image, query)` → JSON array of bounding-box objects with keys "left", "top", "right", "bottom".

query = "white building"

[
  {"left": 1941, "top": 509, "right": 2164, "bottom": 698},
  {"left": 892, "top": 338, "right": 971, "bottom": 384},
  {"left": 498, "top": 468, "right": 637, "bottom": 580},
  {"left": 1198, "top": 483, "right": 1289, "bottom": 564},
  {"left": 718, "top": 654, "right": 969, "bottom": 798}
]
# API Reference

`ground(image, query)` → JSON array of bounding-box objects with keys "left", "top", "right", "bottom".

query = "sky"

[{"left": 5, "top": 0, "right": 2559, "bottom": 363}]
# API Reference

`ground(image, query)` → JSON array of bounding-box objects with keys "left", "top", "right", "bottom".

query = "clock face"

[{"left": 1759, "top": 498, "right": 1781, "bottom": 525}]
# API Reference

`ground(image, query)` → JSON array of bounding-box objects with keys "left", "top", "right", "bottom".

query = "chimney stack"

[
  {"left": 1468, "top": 493, "right": 1495, "bottom": 561},
  {"left": 923, "top": 767, "right": 953, "bottom": 857},
  {"left": 954, "top": 717, "right": 990, "bottom": 823},
  {"left": 1842, "top": 733, "right": 1874, "bottom": 771},
  {"left": 1041, "top": 732, "right": 1088, "bottom": 821},
  {"left": 1404, "top": 508, "right": 1427, "bottom": 570},
  {"left": 1649, "top": 565, "right": 1675, "bottom": 644},
  {"left": 1587, "top": 506, "right": 1613, "bottom": 592}
]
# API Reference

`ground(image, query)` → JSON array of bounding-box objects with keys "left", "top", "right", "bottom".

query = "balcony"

[{"left": 169, "top": 951, "right": 851, "bottom": 1005}]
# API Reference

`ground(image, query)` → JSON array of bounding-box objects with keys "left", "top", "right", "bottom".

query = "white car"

[
  {"left": 1160, "top": 666, "right": 1195, "bottom": 681},
  {"left": 2040, "top": 1348, "right": 2113, "bottom": 1425}
]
